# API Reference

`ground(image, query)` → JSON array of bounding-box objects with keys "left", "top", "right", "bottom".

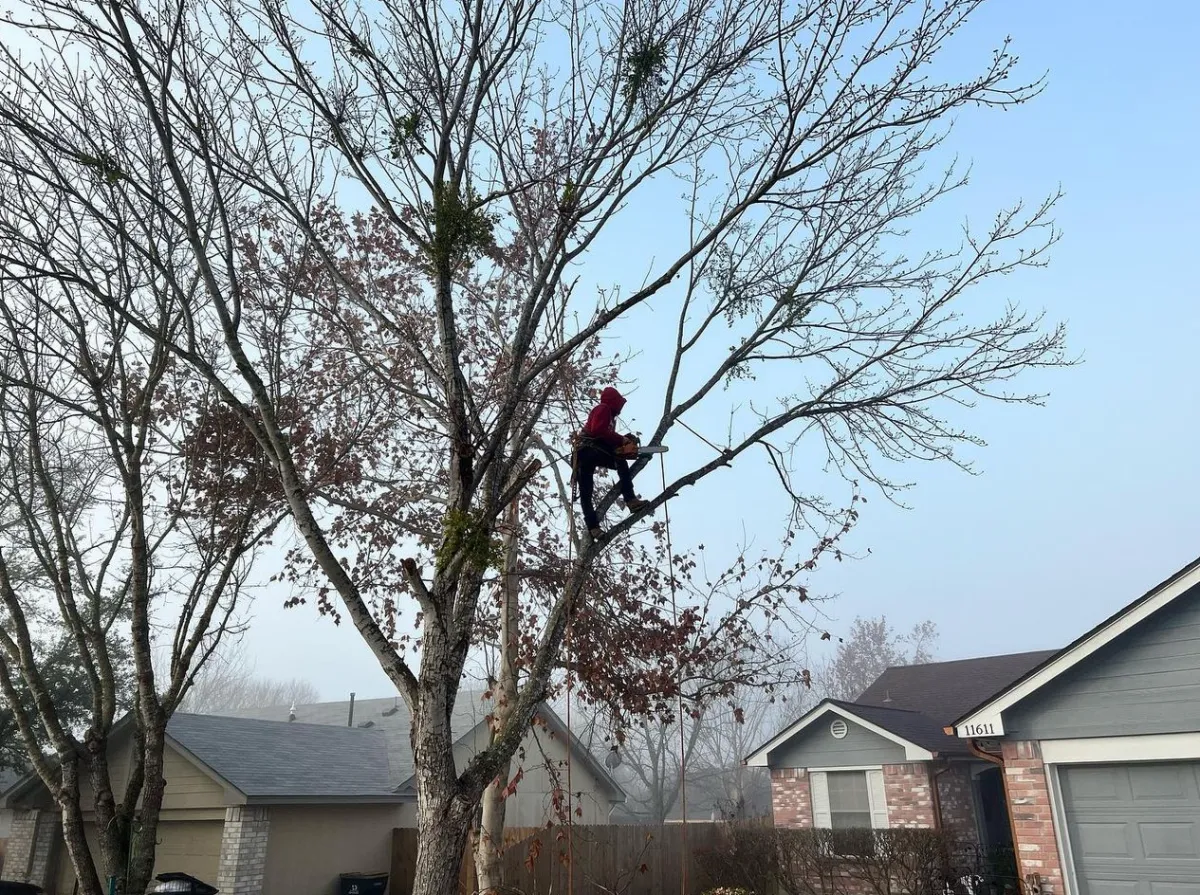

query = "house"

[
  {"left": 749, "top": 555, "right": 1200, "bottom": 895},
  {"left": 745, "top": 649, "right": 1054, "bottom": 850},
  {"left": 951, "top": 556, "right": 1200, "bottom": 895},
  {"left": 1, "top": 699, "right": 624, "bottom": 893},
  {"left": 2, "top": 713, "right": 403, "bottom": 893},
  {"left": 229, "top": 693, "right": 626, "bottom": 827}
]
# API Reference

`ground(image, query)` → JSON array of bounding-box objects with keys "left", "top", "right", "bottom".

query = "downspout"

[{"left": 929, "top": 760, "right": 950, "bottom": 831}]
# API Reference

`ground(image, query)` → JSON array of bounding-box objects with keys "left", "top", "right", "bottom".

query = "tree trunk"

[
  {"left": 58, "top": 752, "right": 105, "bottom": 895},
  {"left": 413, "top": 801, "right": 474, "bottom": 895},
  {"left": 411, "top": 624, "right": 476, "bottom": 895},
  {"left": 473, "top": 498, "right": 521, "bottom": 894},
  {"left": 124, "top": 723, "right": 168, "bottom": 895}
]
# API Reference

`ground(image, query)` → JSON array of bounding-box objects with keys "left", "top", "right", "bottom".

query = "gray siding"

[
  {"left": 769, "top": 716, "right": 905, "bottom": 768},
  {"left": 1004, "top": 584, "right": 1200, "bottom": 740}
]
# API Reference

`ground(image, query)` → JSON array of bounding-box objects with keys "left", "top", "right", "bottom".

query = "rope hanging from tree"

[{"left": 561, "top": 451, "right": 688, "bottom": 895}]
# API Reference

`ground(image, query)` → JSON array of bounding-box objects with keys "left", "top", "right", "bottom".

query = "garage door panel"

[
  {"left": 1129, "top": 765, "right": 1200, "bottom": 802},
  {"left": 1084, "top": 881, "right": 1142, "bottom": 895},
  {"left": 1065, "top": 766, "right": 1125, "bottom": 802},
  {"left": 1147, "top": 878, "right": 1200, "bottom": 892},
  {"left": 1074, "top": 822, "right": 1137, "bottom": 859},
  {"left": 1139, "top": 823, "right": 1199, "bottom": 859},
  {"left": 1062, "top": 763, "right": 1200, "bottom": 895}
]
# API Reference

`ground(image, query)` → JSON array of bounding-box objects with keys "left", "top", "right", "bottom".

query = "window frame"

[{"left": 809, "top": 766, "right": 890, "bottom": 831}]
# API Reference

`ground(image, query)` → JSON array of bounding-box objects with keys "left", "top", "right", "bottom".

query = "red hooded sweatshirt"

[{"left": 581, "top": 387, "right": 627, "bottom": 449}]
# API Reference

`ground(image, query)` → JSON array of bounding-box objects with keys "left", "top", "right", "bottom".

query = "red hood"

[{"left": 599, "top": 386, "right": 626, "bottom": 414}]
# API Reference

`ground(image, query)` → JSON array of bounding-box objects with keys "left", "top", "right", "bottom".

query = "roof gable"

[
  {"left": 954, "top": 556, "right": 1200, "bottom": 738},
  {"left": 745, "top": 701, "right": 936, "bottom": 767}
]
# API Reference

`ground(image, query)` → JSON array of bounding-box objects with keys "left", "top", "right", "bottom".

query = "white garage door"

[{"left": 1061, "top": 762, "right": 1200, "bottom": 895}]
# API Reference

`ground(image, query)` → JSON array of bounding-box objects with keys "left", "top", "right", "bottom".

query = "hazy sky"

[{"left": 234, "top": 0, "right": 1200, "bottom": 702}]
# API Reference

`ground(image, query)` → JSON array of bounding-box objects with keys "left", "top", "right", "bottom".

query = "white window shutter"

[
  {"left": 866, "top": 768, "right": 889, "bottom": 829},
  {"left": 810, "top": 771, "right": 832, "bottom": 828}
]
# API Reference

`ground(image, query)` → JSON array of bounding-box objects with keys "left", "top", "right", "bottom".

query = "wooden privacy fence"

[{"left": 390, "top": 823, "right": 738, "bottom": 895}]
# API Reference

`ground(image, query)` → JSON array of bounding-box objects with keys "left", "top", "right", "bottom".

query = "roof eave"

[{"left": 242, "top": 793, "right": 410, "bottom": 806}]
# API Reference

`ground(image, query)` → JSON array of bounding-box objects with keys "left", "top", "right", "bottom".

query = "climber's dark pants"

[{"left": 576, "top": 443, "right": 636, "bottom": 530}]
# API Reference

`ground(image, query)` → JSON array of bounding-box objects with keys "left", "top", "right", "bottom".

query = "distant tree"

[
  {"left": 819, "top": 616, "right": 939, "bottom": 701},
  {"left": 173, "top": 640, "right": 320, "bottom": 715},
  {"left": 0, "top": 635, "right": 133, "bottom": 775}
]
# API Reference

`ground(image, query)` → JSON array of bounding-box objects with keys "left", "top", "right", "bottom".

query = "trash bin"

[
  {"left": 150, "top": 872, "right": 220, "bottom": 895},
  {"left": 0, "top": 883, "right": 44, "bottom": 895},
  {"left": 338, "top": 871, "right": 388, "bottom": 895}
]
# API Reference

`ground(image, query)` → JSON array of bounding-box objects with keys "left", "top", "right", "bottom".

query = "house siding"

[
  {"left": 768, "top": 717, "right": 906, "bottom": 769},
  {"left": 262, "top": 805, "right": 403, "bottom": 895},
  {"left": 455, "top": 720, "right": 615, "bottom": 825},
  {"left": 1003, "top": 584, "right": 1200, "bottom": 740}
]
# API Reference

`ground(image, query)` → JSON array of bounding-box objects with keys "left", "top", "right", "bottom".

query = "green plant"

[{"left": 435, "top": 508, "right": 504, "bottom": 574}]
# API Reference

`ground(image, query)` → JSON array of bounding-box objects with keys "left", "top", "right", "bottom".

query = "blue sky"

[{"left": 242, "top": 0, "right": 1200, "bottom": 699}]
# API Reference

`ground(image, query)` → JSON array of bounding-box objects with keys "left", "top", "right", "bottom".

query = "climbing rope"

[
  {"left": 660, "top": 452, "right": 688, "bottom": 895},
  {"left": 557, "top": 383, "right": 690, "bottom": 895}
]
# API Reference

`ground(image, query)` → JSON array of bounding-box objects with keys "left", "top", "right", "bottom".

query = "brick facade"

[
  {"left": 216, "top": 805, "right": 271, "bottom": 895},
  {"left": 881, "top": 763, "right": 936, "bottom": 828},
  {"left": 0, "top": 809, "right": 58, "bottom": 886},
  {"left": 770, "top": 767, "right": 813, "bottom": 828},
  {"left": 934, "top": 762, "right": 981, "bottom": 845},
  {"left": 1002, "top": 740, "right": 1064, "bottom": 895}
]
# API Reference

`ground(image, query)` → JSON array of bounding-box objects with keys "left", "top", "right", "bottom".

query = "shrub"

[
  {"left": 704, "top": 823, "right": 964, "bottom": 895},
  {"left": 696, "top": 824, "right": 779, "bottom": 895}
]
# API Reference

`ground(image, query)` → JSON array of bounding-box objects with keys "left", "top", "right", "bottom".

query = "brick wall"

[
  {"left": 882, "top": 763, "right": 935, "bottom": 828},
  {"left": 0, "top": 809, "right": 57, "bottom": 886},
  {"left": 770, "top": 767, "right": 812, "bottom": 828},
  {"left": 1002, "top": 740, "right": 1064, "bottom": 895},
  {"left": 217, "top": 805, "right": 271, "bottom": 895},
  {"left": 935, "top": 762, "right": 981, "bottom": 846}
]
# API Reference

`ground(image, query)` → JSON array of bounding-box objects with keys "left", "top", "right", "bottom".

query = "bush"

[
  {"left": 696, "top": 824, "right": 780, "bottom": 895},
  {"left": 701, "top": 824, "right": 963, "bottom": 895}
]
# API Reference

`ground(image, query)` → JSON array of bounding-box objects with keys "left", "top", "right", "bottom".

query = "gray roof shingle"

[
  {"left": 829, "top": 700, "right": 964, "bottom": 753},
  {"left": 228, "top": 693, "right": 494, "bottom": 789},
  {"left": 855, "top": 650, "right": 1059, "bottom": 726},
  {"left": 167, "top": 713, "right": 396, "bottom": 799}
]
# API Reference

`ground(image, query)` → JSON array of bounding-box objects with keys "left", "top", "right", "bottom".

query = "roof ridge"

[
  {"left": 882, "top": 648, "right": 1059, "bottom": 672},
  {"left": 173, "top": 712, "right": 386, "bottom": 733},
  {"left": 843, "top": 700, "right": 934, "bottom": 716}
]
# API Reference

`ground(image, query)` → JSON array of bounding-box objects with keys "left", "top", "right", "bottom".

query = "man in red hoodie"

[{"left": 574, "top": 386, "right": 648, "bottom": 537}]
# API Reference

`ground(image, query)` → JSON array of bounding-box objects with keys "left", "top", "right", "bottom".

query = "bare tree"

[
  {"left": 819, "top": 616, "right": 939, "bottom": 701},
  {"left": 0, "top": 281, "right": 279, "bottom": 894},
  {"left": 165, "top": 638, "right": 319, "bottom": 715},
  {"left": 0, "top": 1, "right": 1069, "bottom": 893}
]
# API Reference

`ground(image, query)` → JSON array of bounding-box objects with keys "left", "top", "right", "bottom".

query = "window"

[
  {"left": 827, "top": 771, "right": 872, "bottom": 829},
  {"left": 810, "top": 768, "right": 889, "bottom": 831}
]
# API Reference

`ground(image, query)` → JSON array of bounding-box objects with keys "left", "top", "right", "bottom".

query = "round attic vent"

[{"left": 830, "top": 718, "right": 848, "bottom": 739}]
